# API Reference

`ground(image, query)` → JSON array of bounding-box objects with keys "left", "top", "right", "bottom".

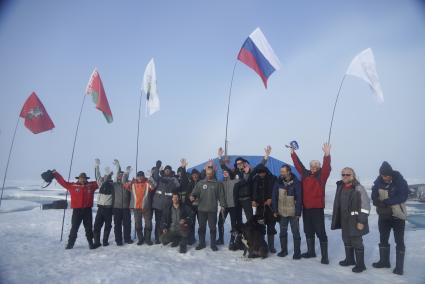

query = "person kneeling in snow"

[
  {"left": 331, "top": 167, "right": 370, "bottom": 273},
  {"left": 160, "top": 192, "right": 193, "bottom": 253},
  {"left": 51, "top": 170, "right": 99, "bottom": 249}
]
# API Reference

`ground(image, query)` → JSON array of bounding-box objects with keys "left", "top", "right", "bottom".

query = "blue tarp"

[{"left": 187, "top": 155, "right": 300, "bottom": 181}]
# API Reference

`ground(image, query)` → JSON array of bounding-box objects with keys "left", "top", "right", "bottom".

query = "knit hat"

[
  {"left": 164, "top": 165, "right": 172, "bottom": 171},
  {"left": 379, "top": 161, "right": 393, "bottom": 177},
  {"left": 191, "top": 169, "right": 200, "bottom": 175}
]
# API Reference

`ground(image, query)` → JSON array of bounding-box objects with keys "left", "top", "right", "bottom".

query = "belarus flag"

[
  {"left": 237, "top": 27, "right": 281, "bottom": 88},
  {"left": 86, "top": 68, "right": 113, "bottom": 123}
]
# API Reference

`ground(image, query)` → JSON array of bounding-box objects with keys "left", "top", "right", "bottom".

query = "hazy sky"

[{"left": 0, "top": 0, "right": 424, "bottom": 183}]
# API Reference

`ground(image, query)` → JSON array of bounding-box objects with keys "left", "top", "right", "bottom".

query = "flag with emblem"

[
  {"left": 143, "top": 58, "right": 160, "bottom": 116},
  {"left": 86, "top": 68, "right": 113, "bottom": 123},
  {"left": 19, "top": 92, "right": 55, "bottom": 134}
]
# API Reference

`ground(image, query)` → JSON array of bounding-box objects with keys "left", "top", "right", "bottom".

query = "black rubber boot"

[
  {"left": 196, "top": 232, "right": 206, "bottom": 250},
  {"left": 216, "top": 226, "right": 224, "bottom": 245},
  {"left": 320, "top": 242, "right": 329, "bottom": 264},
  {"left": 93, "top": 232, "right": 101, "bottom": 249},
  {"left": 293, "top": 239, "right": 301, "bottom": 260},
  {"left": 136, "top": 229, "right": 144, "bottom": 246},
  {"left": 144, "top": 229, "right": 153, "bottom": 246},
  {"left": 103, "top": 228, "right": 111, "bottom": 246},
  {"left": 352, "top": 248, "right": 366, "bottom": 273},
  {"left": 277, "top": 237, "right": 288, "bottom": 257},
  {"left": 339, "top": 245, "right": 355, "bottom": 266},
  {"left": 301, "top": 238, "right": 316, "bottom": 258},
  {"left": 88, "top": 238, "right": 95, "bottom": 250},
  {"left": 228, "top": 232, "right": 236, "bottom": 250},
  {"left": 268, "top": 235, "right": 276, "bottom": 253},
  {"left": 372, "top": 244, "right": 391, "bottom": 268},
  {"left": 393, "top": 249, "right": 405, "bottom": 275},
  {"left": 180, "top": 238, "right": 188, "bottom": 254},
  {"left": 210, "top": 231, "right": 218, "bottom": 251}
]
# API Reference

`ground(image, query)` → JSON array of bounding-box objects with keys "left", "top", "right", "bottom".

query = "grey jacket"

[
  {"left": 152, "top": 176, "right": 180, "bottom": 210},
  {"left": 191, "top": 178, "right": 225, "bottom": 213},
  {"left": 222, "top": 178, "right": 238, "bottom": 208},
  {"left": 112, "top": 167, "right": 131, "bottom": 209}
]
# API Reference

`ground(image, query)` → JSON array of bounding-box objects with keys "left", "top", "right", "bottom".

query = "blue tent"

[{"left": 187, "top": 155, "right": 300, "bottom": 181}]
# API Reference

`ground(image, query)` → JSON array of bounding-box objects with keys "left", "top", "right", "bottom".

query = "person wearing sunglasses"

[{"left": 331, "top": 167, "right": 370, "bottom": 273}]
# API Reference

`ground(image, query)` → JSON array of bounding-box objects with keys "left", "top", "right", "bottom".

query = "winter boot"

[
  {"left": 144, "top": 229, "right": 153, "bottom": 246},
  {"left": 93, "top": 232, "right": 102, "bottom": 249},
  {"left": 180, "top": 238, "right": 188, "bottom": 254},
  {"left": 301, "top": 238, "right": 316, "bottom": 258},
  {"left": 88, "top": 238, "right": 95, "bottom": 249},
  {"left": 188, "top": 230, "right": 196, "bottom": 246},
  {"left": 293, "top": 239, "right": 301, "bottom": 260},
  {"left": 372, "top": 244, "right": 391, "bottom": 268},
  {"left": 278, "top": 237, "right": 288, "bottom": 257},
  {"left": 339, "top": 245, "right": 355, "bottom": 266},
  {"left": 393, "top": 249, "right": 405, "bottom": 275},
  {"left": 136, "top": 230, "right": 144, "bottom": 246},
  {"left": 352, "top": 248, "right": 366, "bottom": 273},
  {"left": 196, "top": 232, "right": 206, "bottom": 250},
  {"left": 268, "top": 235, "right": 276, "bottom": 253},
  {"left": 320, "top": 242, "right": 329, "bottom": 264},
  {"left": 103, "top": 228, "right": 111, "bottom": 246},
  {"left": 65, "top": 240, "right": 75, "bottom": 250},
  {"left": 210, "top": 231, "right": 218, "bottom": 251},
  {"left": 228, "top": 232, "right": 236, "bottom": 251},
  {"left": 216, "top": 226, "right": 224, "bottom": 245}
]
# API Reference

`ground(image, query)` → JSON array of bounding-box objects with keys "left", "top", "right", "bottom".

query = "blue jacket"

[
  {"left": 371, "top": 171, "right": 408, "bottom": 206},
  {"left": 272, "top": 174, "right": 302, "bottom": 217}
]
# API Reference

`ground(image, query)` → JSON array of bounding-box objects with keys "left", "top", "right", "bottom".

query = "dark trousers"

[
  {"left": 198, "top": 211, "right": 218, "bottom": 236},
  {"left": 189, "top": 206, "right": 198, "bottom": 242},
  {"left": 279, "top": 216, "right": 301, "bottom": 240},
  {"left": 69, "top": 208, "right": 93, "bottom": 244},
  {"left": 160, "top": 229, "right": 188, "bottom": 245},
  {"left": 134, "top": 209, "right": 153, "bottom": 239},
  {"left": 113, "top": 208, "right": 132, "bottom": 243},
  {"left": 378, "top": 215, "right": 405, "bottom": 251},
  {"left": 93, "top": 207, "right": 112, "bottom": 242},
  {"left": 302, "top": 208, "right": 327, "bottom": 242},
  {"left": 218, "top": 207, "right": 238, "bottom": 232},
  {"left": 236, "top": 199, "right": 253, "bottom": 224},
  {"left": 153, "top": 208, "right": 163, "bottom": 242},
  {"left": 255, "top": 205, "right": 277, "bottom": 235}
]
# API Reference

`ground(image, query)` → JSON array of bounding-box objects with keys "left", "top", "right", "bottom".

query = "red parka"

[{"left": 54, "top": 172, "right": 99, "bottom": 208}]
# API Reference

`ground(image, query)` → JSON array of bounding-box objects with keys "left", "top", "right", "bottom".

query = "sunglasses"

[{"left": 341, "top": 173, "right": 352, "bottom": 177}]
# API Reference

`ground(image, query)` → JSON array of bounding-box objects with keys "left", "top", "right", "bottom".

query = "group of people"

[{"left": 48, "top": 143, "right": 409, "bottom": 276}]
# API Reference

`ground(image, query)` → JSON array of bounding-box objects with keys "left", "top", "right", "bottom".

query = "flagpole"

[
  {"left": 0, "top": 117, "right": 20, "bottom": 209},
  {"left": 224, "top": 60, "right": 238, "bottom": 156},
  {"left": 135, "top": 92, "right": 143, "bottom": 173},
  {"left": 327, "top": 75, "right": 347, "bottom": 144},
  {"left": 60, "top": 94, "right": 87, "bottom": 241}
]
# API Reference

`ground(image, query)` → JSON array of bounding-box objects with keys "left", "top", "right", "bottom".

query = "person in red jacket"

[
  {"left": 290, "top": 142, "right": 331, "bottom": 264},
  {"left": 52, "top": 170, "right": 99, "bottom": 249}
]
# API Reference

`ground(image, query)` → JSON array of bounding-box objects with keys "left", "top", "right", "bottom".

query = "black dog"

[{"left": 235, "top": 215, "right": 269, "bottom": 259}]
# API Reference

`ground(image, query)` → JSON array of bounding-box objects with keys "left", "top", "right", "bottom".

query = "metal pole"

[
  {"left": 327, "top": 75, "right": 347, "bottom": 144},
  {"left": 0, "top": 117, "right": 20, "bottom": 208},
  {"left": 60, "top": 94, "right": 87, "bottom": 241},
  {"left": 135, "top": 92, "right": 143, "bottom": 173},
  {"left": 224, "top": 60, "right": 238, "bottom": 156}
]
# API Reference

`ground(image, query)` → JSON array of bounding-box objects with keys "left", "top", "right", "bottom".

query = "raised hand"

[
  {"left": 322, "top": 143, "right": 331, "bottom": 156},
  {"left": 126, "top": 166, "right": 132, "bottom": 173},
  {"left": 218, "top": 147, "right": 224, "bottom": 158},
  {"left": 264, "top": 145, "right": 272, "bottom": 157},
  {"left": 180, "top": 158, "right": 188, "bottom": 168},
  {"left": 113, "top": 159, "right": 120, "bottom": 166},
  {"left": 95, "top": 158, "right": 100, "bottom": 165}
]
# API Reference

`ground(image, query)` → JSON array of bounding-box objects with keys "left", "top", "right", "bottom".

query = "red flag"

[
  {"left": 19, "top": 92, "right": 55, "bottom": 134},
  {"left": 85, "top": 69, "right": 113, "bottom": 123}
]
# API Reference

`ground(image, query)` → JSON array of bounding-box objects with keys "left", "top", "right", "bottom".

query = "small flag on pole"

[
  {"left": 19, "top": 92, "right": 55, "bottom": 134},
  {"left": 86, "top": 68, "right": 113, "bottom": 123},
  {"left": 237, "top": 27, "right": 281, "bottom": 88},
  {"left": 143, "top": 58, "right": 160, "bottom": 115},
  {"left": 346, "top": 48, "right": 384, "bottom": 103}
]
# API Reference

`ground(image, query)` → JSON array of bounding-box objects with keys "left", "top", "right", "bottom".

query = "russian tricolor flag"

[{"left": 237, "top": 27, "right": 281, "bottom": 88}]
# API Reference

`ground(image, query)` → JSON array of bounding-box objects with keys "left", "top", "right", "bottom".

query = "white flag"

[
  {"left": 143, "top": 58, "right": 160, "bottom": 115},
  {"left": 346, "top": 48, "right": 384, "bottom": 103}
]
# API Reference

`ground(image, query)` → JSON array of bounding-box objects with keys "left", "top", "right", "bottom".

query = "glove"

[
  {"left": 113, "top": 159, "right": 120, "bottom": 166},
  {"left": 95, "top": 158, "right": 100, "bottom": 166},
  {"left": 156, "top": 160, "right": 162, "bottom": 169},
  {"left": 126, "top": 166, "right": 132, "bottom": 173},
  {"left": 104, "top": 166, "right": 111, "bottom": 176}
]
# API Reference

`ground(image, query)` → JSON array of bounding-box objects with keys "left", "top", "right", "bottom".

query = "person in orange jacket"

[{"left": 52, "top": 170, "right": 99, "bottom": 249}]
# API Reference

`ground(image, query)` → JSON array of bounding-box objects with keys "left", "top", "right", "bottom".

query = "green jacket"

[{"left": 191, "top": 178, "right": 225, "bottom": 212}]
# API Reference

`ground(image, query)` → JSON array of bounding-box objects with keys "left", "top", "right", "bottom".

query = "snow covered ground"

[{"left": 1, "top": 180, "right": 425, "bottom": 284}]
